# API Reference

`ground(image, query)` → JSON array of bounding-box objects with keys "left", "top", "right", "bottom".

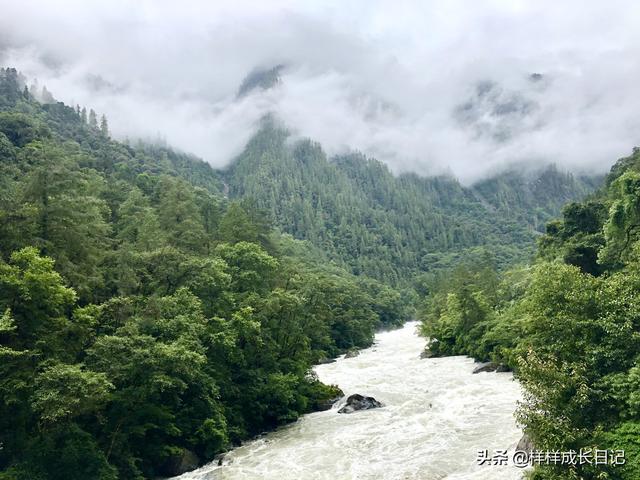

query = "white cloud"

[{"left": 1, "top": 0, "right": 639, "bottom": 183}]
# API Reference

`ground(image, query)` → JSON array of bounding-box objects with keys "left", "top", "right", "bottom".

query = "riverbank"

[{"left": 172, "top": 322, "right": 523, "bottom": 480}]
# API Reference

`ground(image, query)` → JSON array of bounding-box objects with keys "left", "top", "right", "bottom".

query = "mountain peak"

[{"left": 237, "top": 64, "right": 285, "bottom": 98}]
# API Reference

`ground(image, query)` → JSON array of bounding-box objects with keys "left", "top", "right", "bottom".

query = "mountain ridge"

[
  {"left": 1, "top": 66, "right": 603, "bottom": 285},
  {"left": 223, "top": 119, "right": 600, "bottom": 283}
]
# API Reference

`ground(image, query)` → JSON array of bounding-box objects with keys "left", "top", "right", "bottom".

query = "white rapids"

[{"left": 173, "top": 321, "right": 524, "bottom": 480}]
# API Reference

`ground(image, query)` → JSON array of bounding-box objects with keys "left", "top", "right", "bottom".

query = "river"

[{"left": 174, "top": 321, "right": 524, "bottom": 480}]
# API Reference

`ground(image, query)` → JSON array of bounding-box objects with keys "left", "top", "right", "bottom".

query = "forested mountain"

[
  {"left": 237, "top": 65, "right": 285, "bottom": 98},
  {"left": 420, "top": 147, "right": 640, "bottom": 478},
  {"left": 0, "top": 63, "right": 610, "bottom": 480},
  {"left": 0, "top": 67, "right": 412, "bottom": 479},
  {"left": 225, "top": 119, "right": 599, "bottom": 284}
]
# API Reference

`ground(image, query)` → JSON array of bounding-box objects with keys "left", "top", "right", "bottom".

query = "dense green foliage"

[
  {"left": 0, "top": 64, "right": 615, "bottom": 480},
  {"left": 0, "top": 67, "right": 412, "bottom": 479},
  {"left": 226, "top": 121, "right": 598, "bottom": 284},
  {"left": 421, "top": 148, "right": 640, "bottom": 478}
]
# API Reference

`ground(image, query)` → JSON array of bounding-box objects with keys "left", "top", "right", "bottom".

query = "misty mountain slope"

[
  {"left": 471, "top": 166, "right": 603, "bottom": 231},
  {"left": 419, "top": 147, "right": 640, "bottom": 480},
  {"left": 237, "top": 64, "right": 285, "bottom": 97},
  {"left": 224, "top": 120, "right": 599, "bottom": 284},
  {"left": 454, "top": 78, "right": 541, "bottom": 143},
  {"left": 0, "top": 68, "right": 224, "bottom": 196},
  {"left": 0, "top": 67, "right": 420, "bottom": 480},
  {"left": 1, "top": 66, "right": 598, "bottom": 286}
]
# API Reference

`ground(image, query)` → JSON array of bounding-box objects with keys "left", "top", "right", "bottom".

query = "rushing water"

[{"left": 174, "top": 321, "right": 523, "bottom": 480}]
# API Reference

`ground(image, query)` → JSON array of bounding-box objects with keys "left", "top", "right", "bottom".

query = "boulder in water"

[
  {"left": 159, "top": 448, "right": 200, "bottom": 477},
  {"left": 317, "top": 393, "right": 344, "bottom": 411},
  {"left": 214, "top": 452, "right": 229, "bottom": 466},
  {"left": 472, "top": 362, "right": 495, "bottom": 373},
  {"left": 337, "top": 394, "right": 383, "bottom": 414},
  {"left": 516, "top": 433, "right": 534, "bottom": 451},
  {"left": 472, "top": 362, "right": 509, "bottom": 374},
  {"left": 419, "top": 348, "right": 435, "bottom": 359},
  {"left": 345, "top": 348, "right": 360, "bottom": 358},
  {"left": 317, "top": 357, "right": 337, "bottom": 365}
]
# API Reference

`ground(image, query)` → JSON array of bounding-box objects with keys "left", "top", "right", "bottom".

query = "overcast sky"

[{"left": 1, "top": 0, "right": 639, "bottom": 183}]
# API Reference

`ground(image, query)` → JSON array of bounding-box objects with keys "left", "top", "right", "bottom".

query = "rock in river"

[
  {"left": 316, "top": 393, "right": 344, "bottom": 411},
  {"left": 337, "top": 394, "right": 383, "bottom": 414},
  {"left": 516, "top": 433, "right": 534, "bottom": 451},
  {"left": 345, "top": 348, "right": 360, "bottom": 358},
  {"left": 419, "top": 348, "right": 435, "bottom": 359},
  {"left": 472, "top": 362, "right": 510, "bottom": 374},
  {"left": 159, "top": 448, "right": 200, "bottom": 477},
  {"left": 317, "top": 357, "right": 337, "bottom": 365}
]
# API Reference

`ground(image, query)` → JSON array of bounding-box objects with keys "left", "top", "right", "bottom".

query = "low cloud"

[{"left": 1, "top": 0, "right": 639, "bottom": 183}]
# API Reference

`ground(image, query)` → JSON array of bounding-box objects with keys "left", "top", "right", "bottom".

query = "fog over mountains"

[{"left": 1, "top": 0, "right": 639, "bottom": 183}]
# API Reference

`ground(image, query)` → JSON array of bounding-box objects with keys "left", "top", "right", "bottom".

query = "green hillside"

[
  {"left": 0, "top": 67, "right": 412, "bottom": 480},
  {"left": 225, "top": 119, "right": 599, "bottom": 284},
  {"left": 420, "top": 147, "right": 640, "bottom": 478},
  {"left": 0, "top": 64, "right": 611, "bottom": 480}
]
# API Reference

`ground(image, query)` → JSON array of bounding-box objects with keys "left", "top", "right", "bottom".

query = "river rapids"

[{"left": 173, "top": 321, "right": 523, "bottom": 480}]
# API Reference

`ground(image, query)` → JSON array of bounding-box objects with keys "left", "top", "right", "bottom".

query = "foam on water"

[{"left": 173, "top": 322, "right": 523, "bottom": 480}]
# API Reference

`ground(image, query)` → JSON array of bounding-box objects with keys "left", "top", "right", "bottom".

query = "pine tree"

[
  {"left": 88, "top": 109, "right": 98, "bottom": 129},
  {"left": 0, "top": 68, "right": 20, "bottom": 104},
  {"left": 41, "top": 86, "right": 54, "bottom": 103},
  {"left": 157, "top": 176, "right": 207, "bottom": 253},
  {"left": 80, "top": 107, "right": 87, "bottom": 124},
  {"left": 99, "top": 114, "right": 109, "bottom": 138}
]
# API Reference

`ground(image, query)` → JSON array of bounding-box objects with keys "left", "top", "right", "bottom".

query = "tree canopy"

[
  {"left": 420, "top": 147, "right": 640, "bottom": 478},
  {"left": 0, "top": 68, "right": 412, "bottom": 480}
]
